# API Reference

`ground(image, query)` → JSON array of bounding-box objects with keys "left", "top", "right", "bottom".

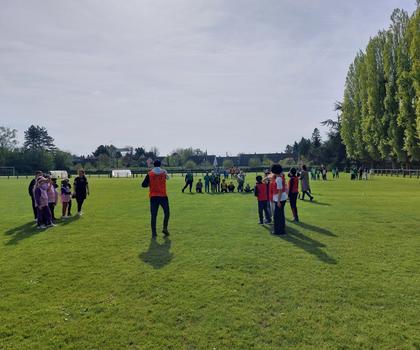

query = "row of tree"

[
  {"left": 0, "top": 125, "right": 74, "bottom": 173},
  {"left": 341, "top": 4, "right": 420, "bottom": 165},
  {"left": 0, "top": 125, "right": 162, "bottom": 173}
]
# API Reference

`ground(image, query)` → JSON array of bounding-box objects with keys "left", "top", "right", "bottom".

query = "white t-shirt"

[{"left": 273, "top": 176, "right": 288, "bottom": 202}]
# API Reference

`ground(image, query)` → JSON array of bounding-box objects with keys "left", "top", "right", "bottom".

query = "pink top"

[
  {"left": 61, "top": 184, "right": 72, "bottom": 203},
  {"left": 47, "top": 185, "right": 58, "bottom": 204}
]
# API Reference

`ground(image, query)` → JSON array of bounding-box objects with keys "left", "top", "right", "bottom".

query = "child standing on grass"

[
  {"left": 61, "top": 179, "right": 72, "bottom": 218},
  {"left": 288, "top": 168, "right": 299, "bottom": 222},
  {"left": 34, "top": 177, "right": 54, "bottom": 229},
  {"left": 300, "top": 164, "right": 314, "bottom": 201},
  {"left": 271, "top": 164, "right": 287, "bottom": 235},
  {"left": 47, "top": 177, "right": 59, "bottom": 222},
  {"left": 254, "top": 175, "right": 271, "bottom": 224}
]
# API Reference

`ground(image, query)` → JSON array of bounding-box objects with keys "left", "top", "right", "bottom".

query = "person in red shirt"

[
  {"left": 288, "top": 167, "right": 299, "bottom": 222},
  {"left": 254, "top": 175, "right": 271, "bottom": 224},
  {"left": 142, "top": 160, "right": 170, "bottom": 238}
]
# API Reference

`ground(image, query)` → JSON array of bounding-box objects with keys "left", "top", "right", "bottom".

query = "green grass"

[{"left": 1, "top": 174, "right": 420, "bottom": 349}]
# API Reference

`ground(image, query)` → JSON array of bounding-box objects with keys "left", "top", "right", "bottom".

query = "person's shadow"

[
  {"left": 286, "top": 219, "right": 337, "bottom": 237},
  {"left": 263, "top": 225, "right": 337, "bottom": 265},
  {"left": 139, "top": 237, "right": 173, "bottom": 269},
  {"left": 4, "top": 216, "right": 80, "bottom": 245},
  {"left": 4, "top": 221, "right": 40, "bottom": 245}
]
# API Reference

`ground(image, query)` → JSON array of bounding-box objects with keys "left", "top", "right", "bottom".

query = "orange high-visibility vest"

[{"left": 148, "top": 171, "right": 167, "bottom": 198}]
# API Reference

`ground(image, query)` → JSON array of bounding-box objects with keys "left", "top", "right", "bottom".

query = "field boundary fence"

[{"left": 371, "top": 168, "right": 420, "bottom": 178}]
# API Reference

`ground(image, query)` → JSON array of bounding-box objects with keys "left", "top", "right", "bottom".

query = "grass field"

[{"left": 1, "top": 174, "right": 420, "bottom": 350}]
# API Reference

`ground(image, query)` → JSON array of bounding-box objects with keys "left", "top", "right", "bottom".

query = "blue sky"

[{"left": 0, "top": 0, "right": 417, "bottom": 156}]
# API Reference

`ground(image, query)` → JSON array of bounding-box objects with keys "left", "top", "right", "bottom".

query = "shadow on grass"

[
  {"left": 263, "top": 225, "right": 337, "bottom": 265},
  {"left": 300, "top": 199, "right": 331, "bottom": 206},
  {"left": 139, "top": 237, "right": 173, "bottom": 269},
  {"left": 286, "top": 219, "right": 337, "bottom": 237},
  {"left": 4, "top": 221, "right": 41, "bottom": 245},
  {"left": 4, "top": 215, "right": 80, "bottom": 245}
]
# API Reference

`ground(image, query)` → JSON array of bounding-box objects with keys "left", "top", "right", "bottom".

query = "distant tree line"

[
  {"left": 0, "top": 125, "right": 74, "bottom": 174},
  {"left": 0, "top": 125, "right": 161, "bottom": 174}
]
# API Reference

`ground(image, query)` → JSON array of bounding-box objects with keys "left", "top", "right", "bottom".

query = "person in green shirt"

[
  {"left": 182, "top": 171, "right": 194, "bottom": 193},
  {"left": 204, "top": 173, "right": 211, "bottom": 193}
]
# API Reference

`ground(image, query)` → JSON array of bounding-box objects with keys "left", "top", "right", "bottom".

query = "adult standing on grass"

[
  {"left": 142, "top": 160, "right": 170, "bottom": 238},
  {"left": 204, "top": 172, "right": 211, "bottom": 193},
  {"left": 271, "top": 164, "right": 287, "bottom": 235},
  {"left": 300, "top": 165, "right": 314, "bottom": 201},
  {"left": 182, "top": 170, "right": 194, "bottom": 193},
  {"left": 28, "top": 170, "right": 43, "bottom": 221},
  {"left": 73, "top": 169, "right": 89, "bottom": 216}
]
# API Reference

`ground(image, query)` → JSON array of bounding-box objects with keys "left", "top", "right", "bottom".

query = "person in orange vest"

[
  {"left": 141, "top": 160, "right": 170, "bottom": 238},
  {"left": 288, "top": 167, "right": 299, "bottom": 222},
  {"left": 271, "top": 164, "right": 287, "bottom": 235}
]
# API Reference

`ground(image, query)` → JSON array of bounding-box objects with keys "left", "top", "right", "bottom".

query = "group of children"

[
  {"left": 29, "top": 169, "right": 89, "bottom": 229},
  {"left": 183, "top": 170, "right": 250, "bottom": 194},
  {"left": 254, "top": 165, "right": 304, "bottom": 235}
]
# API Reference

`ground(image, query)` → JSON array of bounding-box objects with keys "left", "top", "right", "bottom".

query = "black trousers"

[
  {"left": 182, "top": 181, "right": 193, "bottom": 192},
  {"left": 258, "top": 200, "right": 271, "bottom": 223},
  {"left": 289, "top": 192, "right": 298, "bottom": 209},
  {"left": 301, "top": 190, "right": 313, "bottom": 200},
  {"left": 48, "top": 203, "right": 56, "bottom": 220},
  {"left": 289, "top": 192, "right": 299, "bottom": 220},
  {"left": 273, "top": 200, "right": 286, "bottom": 235},
  {"left": 30, "top": 195, "right": 37, "bottom": 219},
  {"left": 76, "top": 197, "right": 85, "bottom": 212},
  {"left": 150, "top": 196, "right": 170, "bottom": 235}
]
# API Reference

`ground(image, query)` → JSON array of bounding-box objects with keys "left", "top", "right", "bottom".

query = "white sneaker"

[
  {"left": 77, "top": 211, "right": 83, "bottom": 216},
  {"left": 37, "top": 225, "right": 46, "bottom": 229},
  {"left": 46, "top": 223, "right": 56, "bottom": 228}
]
